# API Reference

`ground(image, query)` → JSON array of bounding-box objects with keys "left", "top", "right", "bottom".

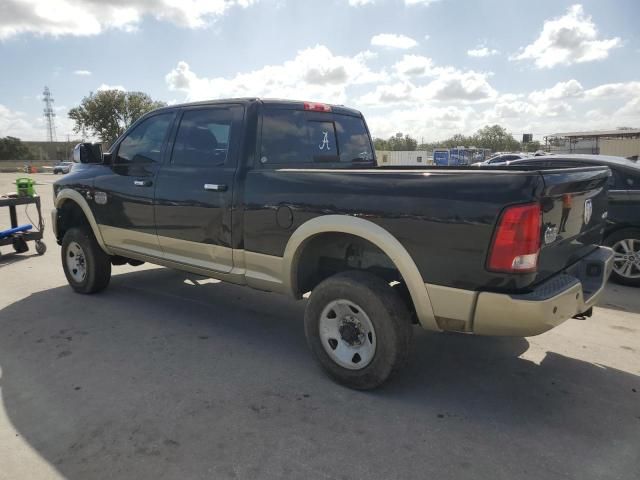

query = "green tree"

[
  {"left": 68, "top": 90, "right": 166, "bottom": 146},
  {"left": 472, "top": 125, "right": 520, "bottom": 152},
  {"left": 0, "top": 136, "right": 35, "bottom": 160},
  {"left": 374, "top": 132, "right": 418, "bottom": 151},
  {"left": 439, "top": 133, "right": 475, "bottom": 149}
]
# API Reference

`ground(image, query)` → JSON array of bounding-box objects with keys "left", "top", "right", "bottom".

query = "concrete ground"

[{"left": 0, "top": 172, "right": 638, "bottom": 480}]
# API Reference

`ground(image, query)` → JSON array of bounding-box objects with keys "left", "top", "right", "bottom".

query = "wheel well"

[
  {"left": 56, "top": 200, "right": 90, "bottom": 243},
  {"left": 293, "top": 232, "right": 416, "bottom": 318}
]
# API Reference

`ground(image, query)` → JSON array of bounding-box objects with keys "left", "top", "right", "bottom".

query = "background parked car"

[
  {"left": 503, "top": 154, "right": 640, "bottom": 286},
  {"left": 53, "top": 161, "right": 73, "bottom": 175},
  {"left": 478, "top": 153, "right": 530, "bottom": 165}
]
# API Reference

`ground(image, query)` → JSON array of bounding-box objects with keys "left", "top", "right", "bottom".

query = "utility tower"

[{"left": 42, "top": 86, "right": 57, "bottom": 142}]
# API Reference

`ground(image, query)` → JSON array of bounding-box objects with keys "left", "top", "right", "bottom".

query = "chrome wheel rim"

[
  {"left": 66, "top": 241, "right": 87, "bottom": 283},
  {"left": 612, "top": 238, "right": 640, "bottom": 279},
  {"left": 318, "top": 299, "right": 376, "bottom": 370}
]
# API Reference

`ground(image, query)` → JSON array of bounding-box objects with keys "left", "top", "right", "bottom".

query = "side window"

[
  {"left": 260, "top": 110, "right": 309, "bottom": 165},
  {"left": 116, "top": 113, "right": 173, "bottom": 165},
  {"left": 171, "top": 107, "right": 239, "bottom": 166},
  {"left": 335, "top": 115, "right": 373, "bottom": 163},
  {"left": 260, "top": 109, "right": 373, "bottom": 166}
]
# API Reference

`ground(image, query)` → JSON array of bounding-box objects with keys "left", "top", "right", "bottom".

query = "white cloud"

[
  {"left": 360, "top": 68, "right": 497, "bottom": 106},
  {"left": 0, "top": 103, "right": 77, "bottom": 141},
  {"left": 512, "top": 4, "right": 621, "bottom": 69},
  {"left": 73, "top": 69, "right": 92, "bottom": 76},
  {"left": 166, "top": 45, "right": 386, "bottom": 104},
  {"left": 97, "top": 84, "right": 126, "bottom": 92},
  {"left": 371, "top": 33, "right": 418, "bottom": 49},
  {"left": 365, "top": 104, "right": 474, "bottom": 140},
  {"left": 616, "top": 98, "right": 640, "bottom": 118},
  {"left": 528, "top": 79, "right": 584, "bottom": 103},
  {"left": 393, "top": 54, "right": 435, "bottom": 77},
  {"left": 0, "top": 0, "right": 259, "bottom": 39},
  {"left": 347, "top": 0, "right": 439, "bottom": 5},
  {"left": 404, "top": 0, "right": 440, "bottom": 5},
  {"left": 0, "top": 104, "right": 38, "bottom": 139},
  {"left": 584, "top": 81, "right": 640, "bottom": 99},
  {"left": 467, "top": 46, "right": 499, "bottom": 58}
]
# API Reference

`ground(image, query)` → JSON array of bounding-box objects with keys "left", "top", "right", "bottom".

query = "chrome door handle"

[
  {"left": 204, "top": 184, "right": 227, "bottom": 192},
  {"left": 133, "top": 180, "right": 152, "bottom": 187}
]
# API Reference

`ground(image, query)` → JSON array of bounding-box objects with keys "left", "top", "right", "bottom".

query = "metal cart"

[{"left": 0, "top": 195, "right": 47, "bottom": 256}]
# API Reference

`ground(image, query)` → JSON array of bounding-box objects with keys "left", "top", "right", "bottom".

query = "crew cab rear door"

[
  {"left": 153, "top": 105, "right": 244, "bottom": 272},
  {"left": 536, "top": 166, "right": 610, "bottom": 282}
]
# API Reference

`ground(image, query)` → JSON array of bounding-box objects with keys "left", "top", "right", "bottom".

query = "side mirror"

[{"left": 73, "top": 143, "right": 103, "bottom": 164}]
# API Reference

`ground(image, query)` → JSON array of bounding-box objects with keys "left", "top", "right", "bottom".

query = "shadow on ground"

[
  {"left": 1, "top": 268, "right": 638, "bottom": 479},
  {"left": 0, "top": 251, "right": 41, "bottom": 268}
]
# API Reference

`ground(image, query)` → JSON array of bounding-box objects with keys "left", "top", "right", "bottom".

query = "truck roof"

[{"left": 153, "top": 98, "right": 363, "bottom": 117}]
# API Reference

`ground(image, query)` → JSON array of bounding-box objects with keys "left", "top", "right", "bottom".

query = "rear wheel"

[
  {"left": 304, "top": 271, "right": 413, "bottom": 390},
  {"left": 605, "top": 228, "right": 640, "bottom": 287},
  {"left": 61, "top": 227, "right": 111, "bottom": 293}
]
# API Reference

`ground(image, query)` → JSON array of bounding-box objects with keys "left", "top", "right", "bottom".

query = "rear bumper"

[{"left": 472, "top": 246, "right": 614, "bottom": 336}]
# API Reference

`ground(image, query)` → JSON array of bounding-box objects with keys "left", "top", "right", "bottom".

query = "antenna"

[{"left": 42, "top": 86, "right": 57, "bottom": 142}]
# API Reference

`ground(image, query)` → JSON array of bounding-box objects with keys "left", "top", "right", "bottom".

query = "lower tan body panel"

[{"left": 100, "top": 225, "right": 285, "bottom": 293}]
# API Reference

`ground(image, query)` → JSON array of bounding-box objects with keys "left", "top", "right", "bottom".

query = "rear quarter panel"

[{"left": 242, "top": 168, "right": 543, "bottom": 291}]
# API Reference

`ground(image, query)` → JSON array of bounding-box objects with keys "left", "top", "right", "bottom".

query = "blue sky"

[{"left": 0, "top": 0, "right": 639, "bottom": 142}]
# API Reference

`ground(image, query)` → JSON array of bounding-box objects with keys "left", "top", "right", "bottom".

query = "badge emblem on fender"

[
  {"left": 544, "top": 225, "right": 558, "bottom": 244},
  {"left": 94, "top": 191, "right": 108, "bottom": 205},
  {"left": 584, "top": 199, "right": 593, "bottom": 224}
]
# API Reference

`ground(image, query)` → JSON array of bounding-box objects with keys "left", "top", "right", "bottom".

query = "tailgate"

[{"left": 536, "top": 166, "right": 610, "bottom": 284}]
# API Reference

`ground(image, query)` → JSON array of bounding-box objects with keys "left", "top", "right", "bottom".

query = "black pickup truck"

[{"left": 52, "top": 98, "right": 614, "bottom": 389}]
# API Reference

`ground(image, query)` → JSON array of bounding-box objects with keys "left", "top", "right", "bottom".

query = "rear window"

[{"left": 260, "top": 109, "right": 373, "bottom": 166}]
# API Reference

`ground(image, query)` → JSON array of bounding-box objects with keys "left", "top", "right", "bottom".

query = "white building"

[{"left": 376, "top": 150, "right": 432, "bottom": 166}]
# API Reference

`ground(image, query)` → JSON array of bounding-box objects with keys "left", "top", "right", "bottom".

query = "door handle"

[
  {"left": 204, "top": 184, "right": 227, "bottom": 192},
  {"left": 134, "top": 180, "right": 152, "bottom": 187}
]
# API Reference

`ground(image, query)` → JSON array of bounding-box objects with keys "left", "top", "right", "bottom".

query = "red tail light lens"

[
  {"left": 303, "top": 101, "right": 332, "bottom": 112},
  {"left": 488, "top": 203, "right": 541, "bottom": 273}
]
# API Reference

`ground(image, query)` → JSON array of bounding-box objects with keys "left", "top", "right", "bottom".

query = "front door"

[
  {"left": 153, "top": 105, "right": 243, "bottom": 272},
  {"left": 93, "top": 111, "right": 175, "bottom": 257}
]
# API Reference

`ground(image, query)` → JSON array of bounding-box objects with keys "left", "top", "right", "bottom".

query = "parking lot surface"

[{"left": 0, "top": 172, "right": 639, "bottom": 480}]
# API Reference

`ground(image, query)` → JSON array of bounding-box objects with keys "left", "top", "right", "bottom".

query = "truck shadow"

[{"left": 0, "top": 268, "right": 638, "bottom": 479}]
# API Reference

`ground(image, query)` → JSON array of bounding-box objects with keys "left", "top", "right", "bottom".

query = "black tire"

[
  {"left": 304, "top": 271, "right": 413, "bottom": 390},
  {"left": 35, "top": 240, "right": 46, "bottom": 255},
  {"left": 61, "top": 226, "right": 111, "bottom": 293},
  {"left": 604, "top": 228, "right": 640, "bottom": 287}
]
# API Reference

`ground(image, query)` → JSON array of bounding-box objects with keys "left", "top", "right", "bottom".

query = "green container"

[{"left": 16, "top": 177, "right": 36, "bottom": 197}]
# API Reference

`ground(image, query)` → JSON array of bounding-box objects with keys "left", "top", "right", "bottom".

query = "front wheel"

[
  {"left": 605, "top": 229, "right": 640, "bottom": 287},
  {"left": 304, "top": 271, "right": 413, "bottom": 390},
  {"left": 61, "top": 227, "right": 111, "bottom": 293}
]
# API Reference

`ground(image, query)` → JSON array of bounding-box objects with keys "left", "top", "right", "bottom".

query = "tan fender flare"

[
  {"left": 54, "top": 189, "right": 113, "bottom": 255},
  {"left": 282, "top": 215, "right": 439, "bottom": 331}
]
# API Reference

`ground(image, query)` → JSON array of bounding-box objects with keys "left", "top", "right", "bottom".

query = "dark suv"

[{"left": 504, "top": 154, "right": 640, "bottom": 286}]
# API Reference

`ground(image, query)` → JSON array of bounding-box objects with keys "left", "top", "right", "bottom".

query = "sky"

[{"left": 0, "top": 0, "right": 639, "bottom": 143}]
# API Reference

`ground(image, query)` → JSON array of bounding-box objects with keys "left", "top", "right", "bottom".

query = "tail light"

[
  {"left": 487, "top": 203, "right": 541, "bottom": 273},
  {"left": 304, "top": 101, "right": 332, "bottom": 112}
]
